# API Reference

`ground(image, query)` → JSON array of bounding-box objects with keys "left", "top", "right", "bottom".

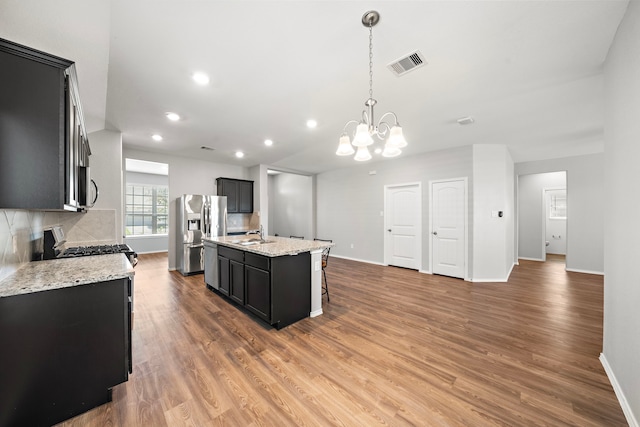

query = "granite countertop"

[
  {"left": 204, "top": 235, "right": 333, "bottom": 257},
  {"left": 0, "top": 254, "right": 135, "bottom": 298}
]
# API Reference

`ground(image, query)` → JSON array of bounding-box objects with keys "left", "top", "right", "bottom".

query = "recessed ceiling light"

[
  {"left": 192, "top": 72, "right": 210, "bottom": 85},
  {"left": 166, "top": 112, "right": 180, "bottom": 121},
  {"left": 374, "top": 148, "right": 382, "bottom": 154},
  {"left": 152, "top": 134, "right": 163, "bottom": 142},
  {"left": 306, "top": 119, "right": 317, "bottom": 129},
  {"left": 264, "top": 139, "right": 273, "bottom": 146},
  {"left": 235, "top": 151, "right": 244, "bottom": 158}
]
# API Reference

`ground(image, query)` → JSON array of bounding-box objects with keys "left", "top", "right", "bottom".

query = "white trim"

[
  {"left": 518, "top": 256, "right": 545, "bottom": 262},
  {"left": 330, "top": 254, "right": 386, "bottom": 266},
  {"left": 310, "top": 308, "right": 323, "bottom": 318},
  {"left": 600, "top": 353, "right": 639, "bottom": 427},
  {"left": 419, "top": 269, "right": 432, "bottom": 275},
  {"left": 429, "top": 177, "right": 469, "bottom": 280},
  {"left": 383, "top": 182, "right": 422, "bottom": 271},
  {"left": 471, "top": 277, "right": 510, "bottom": 283},
  {"left": 565, "top": 268, "right": 604, "bottom": 276}
]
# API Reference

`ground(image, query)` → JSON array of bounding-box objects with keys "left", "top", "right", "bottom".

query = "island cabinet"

[
  {"left": 217, "top": 246, "right": 245, "bottom": 303},
  {"left": 0, "top": 278, "right": 132, "bottom": 427},
  {"left": 216, "top": 177, "right": 253, "bottom": 213},
  {"left": 214, "top": 246, "right": 311, "bottom": 329}
]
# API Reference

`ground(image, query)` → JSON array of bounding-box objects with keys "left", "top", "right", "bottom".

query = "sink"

[{"left": 239, "top": 239, "right": 275, "bottom": 246}]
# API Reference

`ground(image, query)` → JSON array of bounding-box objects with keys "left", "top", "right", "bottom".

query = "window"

[
  {"left": 549, "top": 194, "right": 567, "bottom": 219},
  {"left": 125, "top": 184, "right": 168, "bottom": 235}
]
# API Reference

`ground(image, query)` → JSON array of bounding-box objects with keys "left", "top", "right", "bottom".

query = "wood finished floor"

[{"left": 58, "top": 253, "right": 627, "bottom": 426}]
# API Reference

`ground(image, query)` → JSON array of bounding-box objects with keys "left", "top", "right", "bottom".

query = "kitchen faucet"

[{"left": 246, "top": 224, "right": 265, "bottom": 242}]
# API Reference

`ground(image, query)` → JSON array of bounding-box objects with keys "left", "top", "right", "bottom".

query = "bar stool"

[{"left": 314, "top": 238, "right": 332, "bottom": 301}]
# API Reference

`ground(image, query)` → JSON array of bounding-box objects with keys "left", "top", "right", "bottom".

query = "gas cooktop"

[{"left": 61, "top": 244, "right": 136, "bottom": 259}]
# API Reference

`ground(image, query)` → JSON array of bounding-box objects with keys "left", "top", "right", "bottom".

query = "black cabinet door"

[
  {"left": 229, "top": 259, "right": 245, "bottom": 304},
  {"left": 218, "top": 179, "right": 239, "bottom": 212},
  {"left": 238, "top": 180, "right": 253, "bottom": 213},
  {"left": 218, "top": 255, "right": 230, "bottom": 296},
  {"left": 0, "top": 46, "right": 66, "bottom": 209},
  {"left": 245, "top": 265, "right": 271, "bottom": 321},
  {"left": 216, "top": 178, "right": 253, "bottom": 213},
  {"left": 0, "top": 279, "right": 130, "bottom": 426}
]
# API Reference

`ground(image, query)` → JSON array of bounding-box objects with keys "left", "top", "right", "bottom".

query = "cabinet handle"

[{"left": 432, "top": 231, "right": 438, "bottom": 236}]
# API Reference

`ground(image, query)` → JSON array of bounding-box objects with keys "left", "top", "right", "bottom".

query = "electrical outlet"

[
  {"left": 315, "top": 261, "right": 321, "bottom": 271},
  {"left": 350, "top": 243, "right": 354, "bottom": 249}
]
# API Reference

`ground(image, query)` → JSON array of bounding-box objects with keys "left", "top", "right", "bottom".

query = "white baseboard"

[
  {"left": 600, "top": 353, "right": 639, "bottom": 427},
  {"left": 565, "top": 267, "right": 604, "bottom": 276},
  {"left": 419, "top": 269, "right": 432, "bottom": 275},
  {"left": 471, "top": 277, "right": 509, "bottom": 283},
  {"left": 310, "top": 308, "right": 323, "bottom": 318},
  {"left": 518, "top": 256, "right": 544, "bottom": 262},
  {"left": 330, "top": 254, "right": 385, "bottom": 266}
]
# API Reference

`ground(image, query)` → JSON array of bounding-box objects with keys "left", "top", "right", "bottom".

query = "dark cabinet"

[
  {"left": 0, "top": 278, "right": 132, "bottom": 426},
  {"left": 230, "top": 259, "right": 245, "bottom": 304},
  {"left": 0, "top": 37, "right": 91, "bottom": 211},
  {"left": 245, "top": 252, "right": 271, "bottom": 321},
  {"left": 213, "top": 246, "right": 310, "bottom": 329},
  {"left": 218, "top": 245, "right": 244, "bottom": 301},
  {"left": 218, "top": 255, "right": 230, "bottom": 296},
  {"left": 216, "top": 178, "right": 253, "bottom": 213}
]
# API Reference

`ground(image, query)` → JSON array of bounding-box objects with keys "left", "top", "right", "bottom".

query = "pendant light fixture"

[{"left": 336, "top": 10, "right": 408, "bottom": 161}]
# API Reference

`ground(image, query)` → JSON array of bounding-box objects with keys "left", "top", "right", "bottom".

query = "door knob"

[
  {"left": 387, "top": 229, "right": 392, "bottom": 232},
  {"left": 432, "top": 231, "right": 438, "bottom": 235}
]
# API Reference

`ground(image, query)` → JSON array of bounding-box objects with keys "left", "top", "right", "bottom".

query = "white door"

[
  {"left": 431, "top": 179, "right": 466, "bottom": 278},
  {"left": 384, "top": 183, "right": 421, "bottom": 270}
]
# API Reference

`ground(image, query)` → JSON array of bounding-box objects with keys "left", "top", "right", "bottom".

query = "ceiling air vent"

[{"left": 387, "top": 50, "right": 427, "bottom": 77}]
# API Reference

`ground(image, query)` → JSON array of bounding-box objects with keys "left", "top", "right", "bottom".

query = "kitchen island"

[
  {"left": 203, "top": 235, "right": 333, "bottom": 329},
  {"left": 0, "top": 254, "right": 134, "bottom": 426}
]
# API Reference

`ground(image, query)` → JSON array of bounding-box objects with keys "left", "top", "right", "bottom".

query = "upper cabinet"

[
  {"left": 216, "top": 178, "right": 253, "bottom": 213},
  {"left": 0, "top": 38, "right": 93, "bottom": 211}
]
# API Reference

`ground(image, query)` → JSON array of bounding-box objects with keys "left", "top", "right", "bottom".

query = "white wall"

[
  {"left": 472, "top": 145, "right": 515, "bottom": 281},
  {"left": 518, "top": 172, "right": 566, "bottom": 260},
  {"left": 268, "top": 173, "right": 313, "bottom": 239},
  {"left": 123, "top": 148, "right": 247, "bottom": 270},
  {"left": 603, "top": 1, "right": 640, "bottom": 424},
  {"left": 515, "top": 154, "right": 604, "bottom": 274},
  {"left": 316, "top": 146, "right": 473, "bottom": 270},
  {"left": 88, "top": 129, "right": 123, "bottom": 242},
  {"left": 0, "top": 0, "right": 111, "bottom": 133}
]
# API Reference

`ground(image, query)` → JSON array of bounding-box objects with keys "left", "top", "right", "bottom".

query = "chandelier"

[{"left": 336, "top": 10, "right": 407, "bottom": 161}]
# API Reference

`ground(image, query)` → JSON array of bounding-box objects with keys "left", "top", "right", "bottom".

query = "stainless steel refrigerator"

[{"left": 176, "top": 194, "right": 227, "bottom": 275}]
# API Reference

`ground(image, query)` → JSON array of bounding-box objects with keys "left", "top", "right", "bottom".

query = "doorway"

[
  {"left": 267, "top": 170, "right": 313, "bottom": 239},
  {"left": 384, "top": 183, "right": 421, "bottom": 270},
  {"left": 517, "top": 171, "right": 567, "bottom": 265},
  {"left": 544, "top": 188, "right": 567, "bottom": 259}
]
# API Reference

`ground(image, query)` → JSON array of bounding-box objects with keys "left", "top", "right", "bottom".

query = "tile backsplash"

[
  {"left": 0, "top": 210, "right": 44, "bottom": 282},
  {"left": 0, "top": 209, "right": 117, "bottom": 282}
]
